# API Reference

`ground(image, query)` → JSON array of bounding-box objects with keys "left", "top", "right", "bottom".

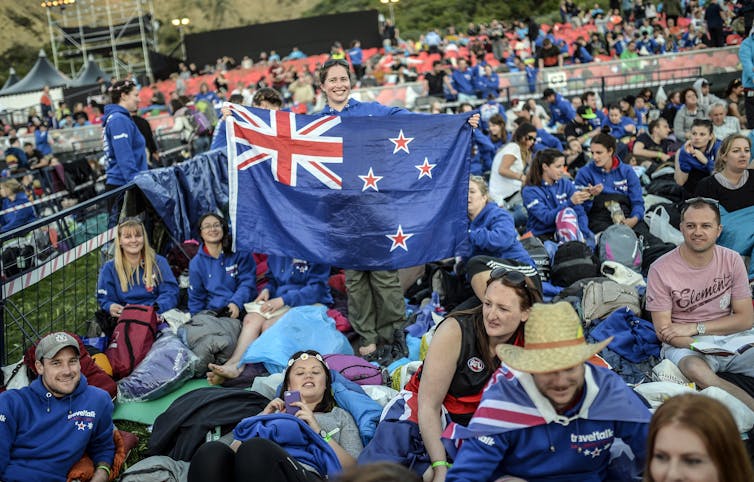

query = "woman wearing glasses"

[
  {"left": 317, "top": 58, "right": 480, "bottom": 363},
  {"left": 96, "top": 218, "right": 178, "bottom": 319},
  {"left": 488, "top": 123, "right": 538, "bottom": 224},
  {"left": 189, "top": 350, "right": 362, "bottom": 482},
  {"left": 359, "top": 268, "right": 542, "bottom": 482},
  {"left": 103, "top": 80, "right": 148, "bottom": 189}
]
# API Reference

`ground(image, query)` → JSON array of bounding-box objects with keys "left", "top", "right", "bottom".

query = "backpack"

[
  {"left": 105, "top": 304, "right": 160, "bottom": 379},
  {"left": 582, "top": 279, "right": 641, "bottom": 324},
  {"left": 322, "top": 354, "right": 384, "bottom": 385},
  {"left": 186, "top": 109, "right": 211, "bottom": 137},
  {"left": 166, "top": 239, "right": 200, "bottom": 278},
  {"left": 520, "top": 235, "right": 551, "bottom": 282},
  {"left": 550, "top": 241, "right": 600, "bottom": 287},
  {"left": 598, "top": 224, "right": 643, "bottom": 273}
]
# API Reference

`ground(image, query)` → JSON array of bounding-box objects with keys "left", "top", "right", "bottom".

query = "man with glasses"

[{"left": 646, "top": 197, "right": 754, "bottom": 411}]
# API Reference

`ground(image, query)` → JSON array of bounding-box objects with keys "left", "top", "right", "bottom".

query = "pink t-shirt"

[{"left": 646, "top": 245, "right": 751, "bottom": 324}]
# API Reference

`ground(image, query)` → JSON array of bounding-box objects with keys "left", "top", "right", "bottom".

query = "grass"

[{"left": 117, "top": 420, "right": 153, "bottom": 468}]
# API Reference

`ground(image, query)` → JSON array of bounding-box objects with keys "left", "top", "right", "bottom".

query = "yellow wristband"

[{"left": 432, "top": 461, "right": 452, "bottom": 468}]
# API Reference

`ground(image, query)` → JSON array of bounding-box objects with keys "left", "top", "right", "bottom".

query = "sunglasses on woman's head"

[
  {"left": 322, "top": 58, "right": 350, "bottom": 69},
  {"left": 488, "top": 268, "right": 535, "bottom": 305}
]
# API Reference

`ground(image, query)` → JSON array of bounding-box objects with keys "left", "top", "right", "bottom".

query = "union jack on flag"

[{"left": 226, "top": 103, "right": 473, "bottom": 271}]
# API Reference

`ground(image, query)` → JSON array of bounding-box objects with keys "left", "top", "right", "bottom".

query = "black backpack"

[
  {"left": 550, "top": 241, "right": 600, "bottom": 287},
  {"left": 520, "top": 236, "right": 551, "bottom": 282}
]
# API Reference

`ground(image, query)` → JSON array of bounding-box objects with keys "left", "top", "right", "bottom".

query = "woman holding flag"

[{"left": 317, "top": 58, "right": 479, "bottom": 365}]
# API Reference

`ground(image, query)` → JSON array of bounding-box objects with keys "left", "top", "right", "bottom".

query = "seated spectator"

[
  {"left": 359, "top": 268, "right": 541, "bottom": 480},
  {"left": 96, "top": 217, "right": 179, "bottom": 319},
  {"left": 466, "top": 176, "right": 535, "bottom": 266},
  {"left": 194, "top": 82, "right": 222, "bottom": 107},
  {"left": 575, "top": 133, "right": 647, "bottom": 235},
  {"left": 451, "top": 58, "right": 476, "bottom": 102},
  {"left": 572, "top": 37, "right": 594, "bottom": 63},
  {"left": 422, "top": 60, "right": 454, "bottom": 100},
  {"left": 0, "top": 178, "right": 36, "bottom": 233},
  {"left": 22, "top": 142, "right": 44, "bottom": 167},
  {"left": 33, "top": 121, "right": 54, "bottom": 158},
  {"left": 522, "top": 149, "right": 593, "bottom": 244},
  {"left": 674, "top": 119, "right": 720, "bottom": 194},
  {"left": 73, "top": 112, "right": 91, "bottom": 127},
  {"left": 488, "top": 123, "right": 537, "bottom": 215},
  {"left": 207, "top": 254, "right": 332, "bottom": 384},
  {"left": 695, "top": 134, "right": 754, "bottom": 212},
  {"left": 542, "top": 88, "right": 576, "bottom": 130},
  {"left": 674, "top": 87, "right": 708, "bottom": 143},
  {"left": 693, "top": 78, "right": 724, "bottom": 111},
  {"left": 645, "top": 394, "right": 754, "bottom": 482},
  {"left": 633, "top": 95, "right": 649, "bottom": 131},
  {"left": 0, "top": 331, "right": 115, "bottom": 482},
  {"left": 709, "top": 102, "right": 741, "bottom": 141},
  {"left": 475, "top": 64, "right": 500, "bottom": 100},
  {"left": 581, "top": 90, "right": 608, "bottom": 128},
  {"left": 4, "top": 137, "right": 29, "bottom": 171},
  {"left": 725, "top": 78, "right": 746, "bottom": 127},
  {"left": 564, "top": 105, "right": 600, "bottom": 144},
  {"left": 285, "top": 46, "right": 307, "bottom": 61},
  {"left": 647, "top": 198, "right": 754, "bottom": 413},
  {"left": 189, "top": 350, "right": 362, "bottom": 482},
  {"left": 605, "top": 104, "right": 637, "bottom": 140},
  {"left": 537, "top": 38, "right": 564, "bottom": 69},
  {"left": 660, "top": 90, "right": 683, "bottom": 126},
  {"left": 446, "top": 302, "right": 650, "bottom": 482},
  {"left": 632, "top": 117, "right": 674, "bottom": 165}
]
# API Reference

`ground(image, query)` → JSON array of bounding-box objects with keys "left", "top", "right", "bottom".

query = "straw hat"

[{"left": 496, "top": 302, "right": 612, "bottom": 374}]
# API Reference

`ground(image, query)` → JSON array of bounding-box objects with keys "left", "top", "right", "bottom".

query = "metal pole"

[
  {"left": 388, "top": 3, "right": 395, "bottom": 24},
  {"left": 105, "top": 0, "right": 120, "bottom": 79},
  {"left": 136, "top": 0, "right": 153, "bottom": 83},
  {"left": 46, "top": 8, "right": 60, "bottom": 70},
  {"left": 180, "top": 28, "right": 187, "bottom": 61},
  {"left": 76, "top": 2, "right": 87, "bottom": 67}
]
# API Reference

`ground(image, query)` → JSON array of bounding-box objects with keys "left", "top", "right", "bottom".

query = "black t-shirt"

[
  {"left": 695, "top": 169, "right": 754, "bottom": 212},
  {"left": 538, "top": 45, "right": 562, "bottom": 67},
  {"left": 564, "top": 120, "right": 591, "bottom": 140},
  {"left": 424, "top": 71, "right": 447, "bottom": 97}
]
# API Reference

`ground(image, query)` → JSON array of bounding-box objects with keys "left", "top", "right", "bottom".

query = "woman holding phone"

[{"left": 188, "top": 350, "right": 362, "bottom": 481}]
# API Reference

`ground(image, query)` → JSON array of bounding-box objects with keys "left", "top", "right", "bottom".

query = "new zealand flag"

[{"left": 227, "top": 104, "right": 473, "bottom": 270}]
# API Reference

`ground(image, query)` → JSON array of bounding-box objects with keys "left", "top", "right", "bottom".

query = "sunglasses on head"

[
  {"left": 323, "top": 58, "right": 350, "bottom": 69},
  {"left": 683, "top": 196, "right": 719, "bottom": 207},
  {"left": 488, "top": 267, "right": 536, "bottom": 305}
]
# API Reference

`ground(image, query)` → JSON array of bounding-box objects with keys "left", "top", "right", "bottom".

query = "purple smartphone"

[{"left": 284, "top": 390, "right": 301, "bottom": 415}]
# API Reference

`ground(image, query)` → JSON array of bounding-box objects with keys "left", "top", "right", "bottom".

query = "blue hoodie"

[
  {"left": 522, "top": 178, "right": 592, "bottom": 239},
  {"left": 265, "top": 255, "right": 332, "bottom": 307},
  {"left": 102, "top": 103, "right": 147, "bottom": 187},
  {"left": 96, "top": 255, "right": 179, "bottom": 315},
  {"left": 34, "top": 129, "right": 53, "bottom": 156},
  {"left": 677, "top": 139, "right": 721, "bottom": 175},
  {"left": 547, "top": 93, "right": 576, "bottom": 127},
  {"left": 464, "top": 202, "right": 535, "bottom": 267},
  {"left": 0, "top": 375, "right": 115, "bottom": 482},
  {"left": 188, "top": 245, "right": 258, "bottom": 315},
  {"left": 452, "top": 67, "right": 477, "bottom": 95},
  {"left": 1, "top": 192, "right": 36, "bottom": 233},
  {"left": 605, "top": 115, "right": 636, "bottom": 139},
  {"left": 318, "top": 98, "right": 410, "bottom": 118},
  {"left": 575, "top": 159, "right": 645, "bottom": 220}
]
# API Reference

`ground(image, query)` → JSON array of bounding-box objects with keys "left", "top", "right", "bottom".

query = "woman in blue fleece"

[
  {"left": 206, "top": 251, "right": 332, "bottom": 383},
  {"left": 189, "top": 350, "right": 362, "bottom": 482},
  {"left": 0, "top": 178, "right": 36, "bottom": 233},
  {"left": 102, "top": 79, "right": 148, "bottom": 189},
  {"left": 96, "top": 218, "right": 178, "bottom": 318},
  {"left": 522, "top": 149, "right": 593, "bottom": 244},
  {"left": 673, "top": 118, "right": 720, "bottom": 194},
  {"left": 574, "top": 133, "right": 647, "bottom": 235},
  {"left": 467, "top": 175, "right": 535, "bottom": 267}
]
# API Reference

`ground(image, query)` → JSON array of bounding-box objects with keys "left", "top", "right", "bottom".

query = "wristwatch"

[{"left": 696, "top": 323, "right": 706, "bottom": 335}]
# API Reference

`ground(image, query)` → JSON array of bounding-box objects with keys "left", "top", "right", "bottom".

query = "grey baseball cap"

[{"left": 35, "top": 332, "right": 80, "bottom": 361}]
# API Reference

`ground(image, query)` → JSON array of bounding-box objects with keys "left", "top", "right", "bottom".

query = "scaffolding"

[{"left": 43, "top": 0, "right": 157, "bottom": 83}]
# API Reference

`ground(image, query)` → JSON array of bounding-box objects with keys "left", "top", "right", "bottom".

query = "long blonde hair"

[{"left": 113, "top": 218, "right": 162, "bottom": 293}]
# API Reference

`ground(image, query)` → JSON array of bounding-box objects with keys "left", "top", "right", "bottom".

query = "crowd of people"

[{"left": 1, "top": 4, "right": 754, "bottom": 482}]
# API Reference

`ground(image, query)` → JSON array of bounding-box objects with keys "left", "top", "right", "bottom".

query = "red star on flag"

[
  {"left": 415, "top": 157, "right": 437, "bottom": 179},
  {"left": 386, "top": 225, "right": 414, "bottom": 252},
  {"left": 358, "top": 167, "right": 383, "bottom": 192},
  {"left": 389, "top": 129, "right": 414, "bottom": 154}
]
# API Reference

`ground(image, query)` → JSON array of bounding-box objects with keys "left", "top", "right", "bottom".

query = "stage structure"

[{"left": 42, "top": 0, "right": 157, "bottom": 83}]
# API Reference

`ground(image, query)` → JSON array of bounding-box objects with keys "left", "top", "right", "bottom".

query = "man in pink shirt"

[{"left": 646, "top": 197, "right": 754, "bottom": 411}]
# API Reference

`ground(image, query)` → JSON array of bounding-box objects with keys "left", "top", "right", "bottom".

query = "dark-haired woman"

[
  {"left": 188, "top": 350, "right": 363, "bottom": 482},
  {"left": 359, "top": 270, "right": 542, "bottom": 482},
  {"left": 574, "top": 132, "right": 646, "bottom": 234},
  {"left": 521, "top": 148, "right": 593, "bottom": 244},
  {"left": 103, "top": 79, "right": 147, "bottom": 189}
]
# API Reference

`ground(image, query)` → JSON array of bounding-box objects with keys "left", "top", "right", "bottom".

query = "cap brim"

[
  {"left": 581, "top": 114, "right": 597, "bottom": 120},
  {"left": 496, "top": 337, "right": 613, "bottom": 374}
]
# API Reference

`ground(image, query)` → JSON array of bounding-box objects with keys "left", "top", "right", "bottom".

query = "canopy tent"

[
  {"left": 70, "top": 55, "right": 110, "bottom": 87},
  {"left": 2, "top": 68, "right": 19, "bottom": 91},
  {"left": 0, "top": 50, "right": 69, "bottom": 96}
]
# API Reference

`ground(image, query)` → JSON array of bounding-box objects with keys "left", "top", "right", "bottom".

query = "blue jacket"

[
  {"left": 347, "top": 46, "right": 363, "bottom": 65},
  {"left": 319, "top": 98, "right": 410, "bottom": 117},
  {"left": 452, "top": 67, "right": 477, "bottom": 95},
  {"left": 741, "top": 35, "right": 754, "bottom": 89},
  {"left": 471, "top": 129, "right": 497, "bottom": 175},
  {"left": 522, "top": 178, "right": 592, "bottom": 239},
  {"left": 678, "top": 139, "right": 721, "bottom": 174},
  {"left": 96, "top": 255, "right": 179, "bottom": 315},
  {"left": 534, "top": 128, "right": 565, "bottom": 153},
  {"left": 0, "top": 375, "right": 115, "bottom": 482},
  {"left": 465, "top": 202, "right": 535, "bottom": 267},
  {"left": 476, "top": 73, "right": 500, "bottom": 99},
  {"left": 188, "top": 245, "right": 258, "bottom": 315},
  {"left": 34, "top": 130, "right": 53, "bottom": 156},
  {"left": 446, "top": 366, "right": 648, "bottom": 482},
  {"left": 605, "top": 116, "right": 636, "bottom": 138},
  {"left": 547, "top": 93, "right": 576, "bottom": 127},
  {"left": 265, "top": 255, "right": 332, "bottom": 307},
  {"left": 587, "top": 110, "right": 609, "bottom": 130},
  {"left": 1, "top": 192, "right": 36, "bottom": 233},
  {"left": 575, "top": 159, "right": 645, "bottom": 220},
  {"left": 3, "top": 147, "right": 28, "bottom": 169},
  {"left": 103, "top": 103, "right": 147, "bottom": 187}
]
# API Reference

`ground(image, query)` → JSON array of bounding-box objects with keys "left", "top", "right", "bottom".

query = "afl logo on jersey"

[{"left": 467, "top": 357, "right": 485, "bottom": 373}]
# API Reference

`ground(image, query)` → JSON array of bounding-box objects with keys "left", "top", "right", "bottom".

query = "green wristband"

[{"left": 431, "top": 460, "right": 452, "bottom": 468}]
